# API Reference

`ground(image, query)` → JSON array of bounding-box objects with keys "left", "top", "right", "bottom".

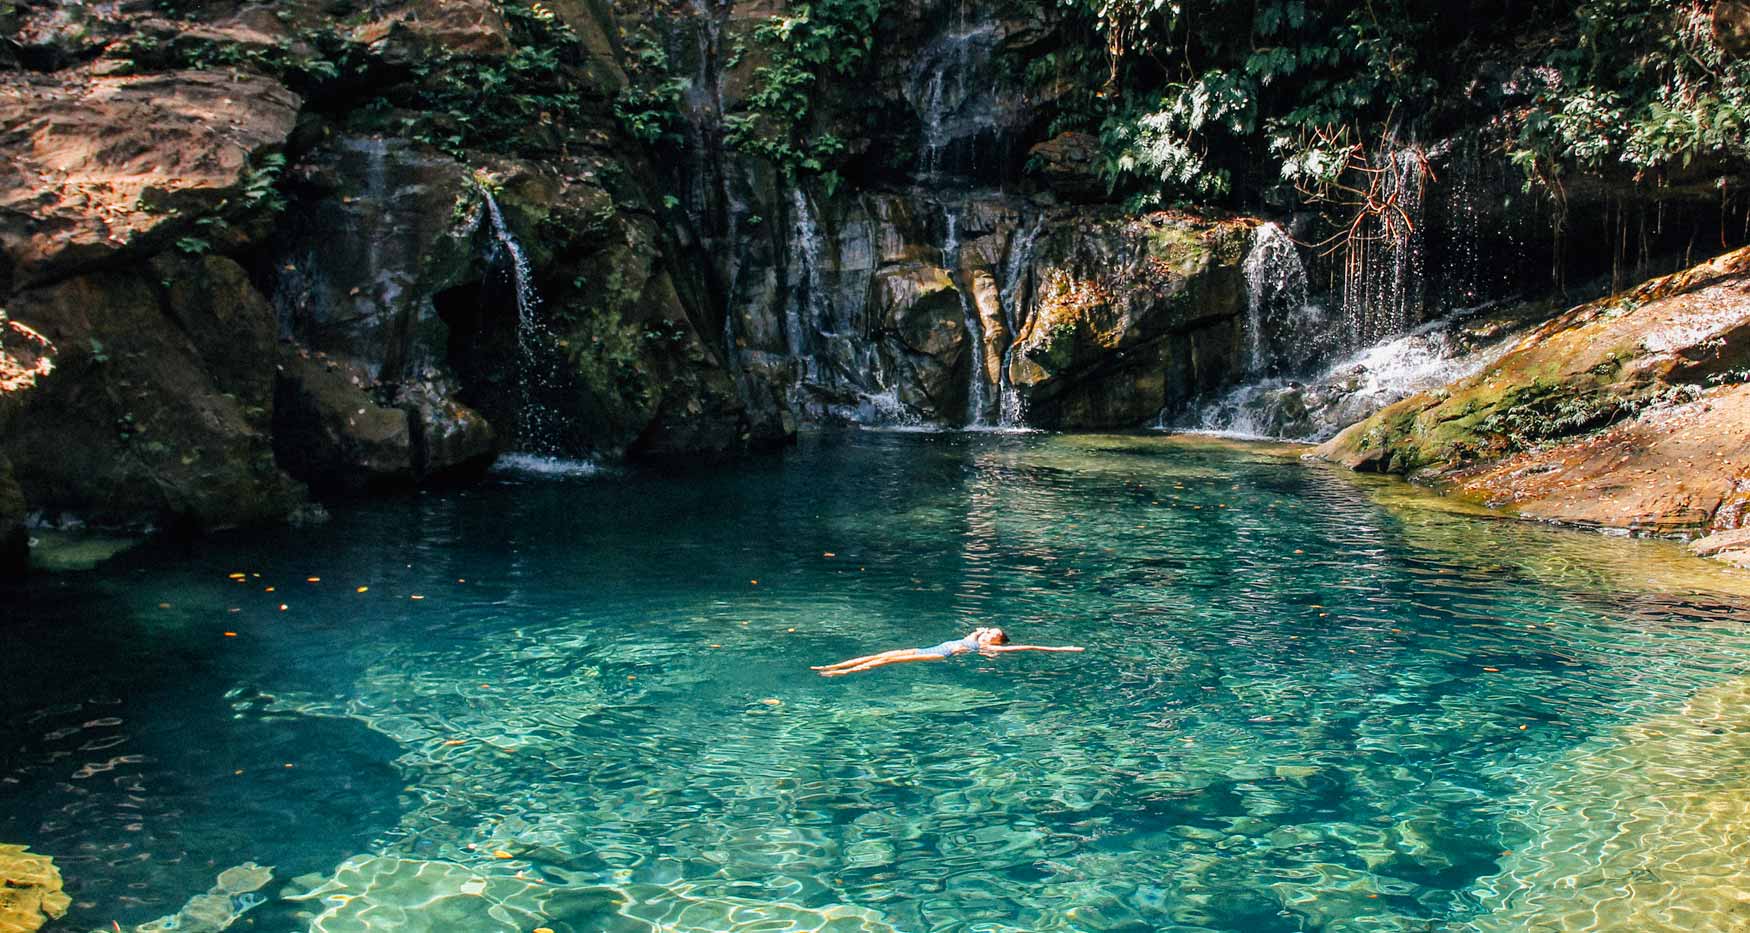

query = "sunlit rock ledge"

[{"left": 1318, "top": 247, "right": 1750, "bottom": 564}]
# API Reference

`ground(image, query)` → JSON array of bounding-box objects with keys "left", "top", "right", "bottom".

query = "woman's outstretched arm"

[{"left": 982, "top": 644, "right": 1085, "bottom": 655}]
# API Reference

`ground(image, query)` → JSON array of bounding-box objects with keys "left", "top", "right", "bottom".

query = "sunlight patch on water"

[{"left": 1469, "top": 675, "right": 1750, "bottom": 932}]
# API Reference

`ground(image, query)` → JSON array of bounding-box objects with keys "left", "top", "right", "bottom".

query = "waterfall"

[
  {"left": 1240, "top": 222, "right": 1315, "bottom": 376},
  {"left": 942, "top": 206, "right": 991, "bottom": 427},
  {"left": 786, "top": 188, "right": 824, "bottom": 369},
  {"left": 1178, "top": 307, "right": 1520, "bottom": 442},
  {"left": 995, "top": 215, "right": 1043, "bottom": 428},
  {"left": 1342, "top": 147, "right": 1428, "bottom": 347},
  {"left": 483, "top": 193, "right": 562, "bottom": 457},
  {"left": 905, "top": 24, "right": 1002, "bottom": 180}
]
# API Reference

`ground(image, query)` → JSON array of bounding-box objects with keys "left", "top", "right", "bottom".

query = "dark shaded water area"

[{"left": 5, "top": 432, "right": 1749, "bottom": 932}]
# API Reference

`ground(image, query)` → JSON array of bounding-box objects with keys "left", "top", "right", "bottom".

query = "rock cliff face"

[
  {"left": 1319, "top": 247, "right": 1750, "bottom": 564},
  {"left": 0, "top": 0, "right": 1265, "bottom": 572}
]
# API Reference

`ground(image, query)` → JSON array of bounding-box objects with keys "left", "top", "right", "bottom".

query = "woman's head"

[{"left": 978, "top": 628, "right": 1009, "bottom": 646}]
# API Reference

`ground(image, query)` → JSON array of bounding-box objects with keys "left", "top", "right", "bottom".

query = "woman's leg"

[
  {"left": 820, "top": 651, "right": 943, "bottom": 677},
  {"left": 813, "top": 649, "right": 908, "bottom": 671}
]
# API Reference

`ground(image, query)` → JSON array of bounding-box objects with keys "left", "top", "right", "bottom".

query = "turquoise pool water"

[{"left": 5, "top": 432, "right": 1750, "bottom": 932}]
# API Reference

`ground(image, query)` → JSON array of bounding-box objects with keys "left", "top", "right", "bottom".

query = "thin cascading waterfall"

[
  {"left": 1342, "top": 147, "right": 1428, "bottom": 347},
  {"left": 995, "top": 214, "right": 1043, "bottom": 428},
  {"left": 785, "top": 187, "right": 826, "bottom": 381},
  {"left": 942, "top": 206, "right": 991, "bottom": 427},
  {"left": 484, "top": 193, "right": 562, "bottom": 456},
  {"left": 906, "top": 23, "right": 999, "bottom": 180},
  {"left": 1240, "top": 222, "right": 1314, "bottom": 376}
]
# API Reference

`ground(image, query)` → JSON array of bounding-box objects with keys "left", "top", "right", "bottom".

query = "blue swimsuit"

[{"left": 919, "top": 634, "right": 981, "bottom": 658}]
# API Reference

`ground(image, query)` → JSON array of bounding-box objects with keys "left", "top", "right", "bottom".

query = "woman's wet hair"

[{"left": 990, "top": 629, "right": 1010, "bottom": 645}]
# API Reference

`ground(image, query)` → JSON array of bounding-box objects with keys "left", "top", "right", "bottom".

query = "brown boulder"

[
  {"left": 406, "top": 390, "right": 497, "bottom": 481},
  {"left": 1, "top": 258, "right": 301, "bottom": 530},
  {"left": 0, "top": 69, "right": 301, "bottom": 287},
  {"left": 352, "top": 0, "right": 512, "bottom": 62},
  {"left": 273, "top": 354, "right": 416, "bottom": 494},
  {"left": 875, "top": 263, "right": 968, "bottom": 419}
]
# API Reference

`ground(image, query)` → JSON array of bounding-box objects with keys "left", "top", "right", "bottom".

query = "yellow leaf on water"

[
  {"left": 306, "top": 577, "right": 320, "bottom": 583},
  {"left": 356, "top": 586, "right": 368, "bottom": 593},
  {"left": 492, "top": 850, "right": 513, "bottom": 859}
]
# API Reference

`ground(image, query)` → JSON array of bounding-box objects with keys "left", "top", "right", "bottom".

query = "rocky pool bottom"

[{"left": 4, "top": 432, "right": 1750, "bottom": 933}]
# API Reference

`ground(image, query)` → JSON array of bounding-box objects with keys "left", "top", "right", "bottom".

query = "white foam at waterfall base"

[
  {"left": 1180, "top": 313, "right": 1515, "bottom": 443},
  {"left": 491, "top": 453, "right": 608, "bottom": 478}
]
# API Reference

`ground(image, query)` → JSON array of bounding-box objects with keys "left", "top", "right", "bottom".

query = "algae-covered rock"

[
  {"left": 0, "top": 844, "right": 69, "bottom": 932},
  {"left": 1008, "top": 211, "right": 1252, "bottom": 428},
  {"left": 1319, "top": 246, "right": 1750, "bottom": 543}
]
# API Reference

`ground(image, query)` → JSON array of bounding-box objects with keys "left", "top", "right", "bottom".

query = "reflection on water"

[{"left": 2, "top": 432, "right": 1748, "bottom": 932}]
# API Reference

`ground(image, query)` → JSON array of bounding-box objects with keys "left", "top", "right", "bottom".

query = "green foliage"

[
  {"left": 1510, "top": 0, "right": 1750, "bottom": 190},
  {"left": 1040, "top": 0, "right": 1435, "bottom": 207},
  {"left": 724, "top": 0, "right": 883, "bottom": 179},
  {"left": 1478, "top": 379, "right": 1702, "bottom": 449},
  {"left": 396, "top": 2, "right": 589, "bottom": 158},
  {"left": 614, "top": 25, "right": 688, "bottom": 145}
]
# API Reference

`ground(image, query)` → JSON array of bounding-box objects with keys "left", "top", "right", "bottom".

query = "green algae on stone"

[{"left": 0, "top": 844, "right": 68, "bottom": 933}]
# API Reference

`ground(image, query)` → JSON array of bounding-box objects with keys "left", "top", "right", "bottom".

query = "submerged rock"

[
  {"left": 125, "top": 861, "right": 272, "bottom": 933},
  {"left": 1320, "top": 247, "right": 1750, "bottom": 550},
  {"left": 0, "top": 843, "right": 69, "bottom": 932}
]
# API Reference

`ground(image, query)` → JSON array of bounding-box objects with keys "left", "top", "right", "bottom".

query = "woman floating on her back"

[{"left": 811, "top": 627, "right": 1084, "bottom": 677}]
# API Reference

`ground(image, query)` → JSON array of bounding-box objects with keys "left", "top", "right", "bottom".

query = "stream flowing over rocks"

[{"left": 0, "top": 0, "right": 1744, "bottom": 573}]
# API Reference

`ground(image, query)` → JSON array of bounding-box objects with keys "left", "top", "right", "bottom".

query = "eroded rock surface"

[{"left": 0, "top": 69, "right": 301, "bottom": 287}]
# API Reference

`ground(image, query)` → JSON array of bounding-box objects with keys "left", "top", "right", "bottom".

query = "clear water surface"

[{"left": 5, "top": 433, "right": 1749, "bottom": 932}]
